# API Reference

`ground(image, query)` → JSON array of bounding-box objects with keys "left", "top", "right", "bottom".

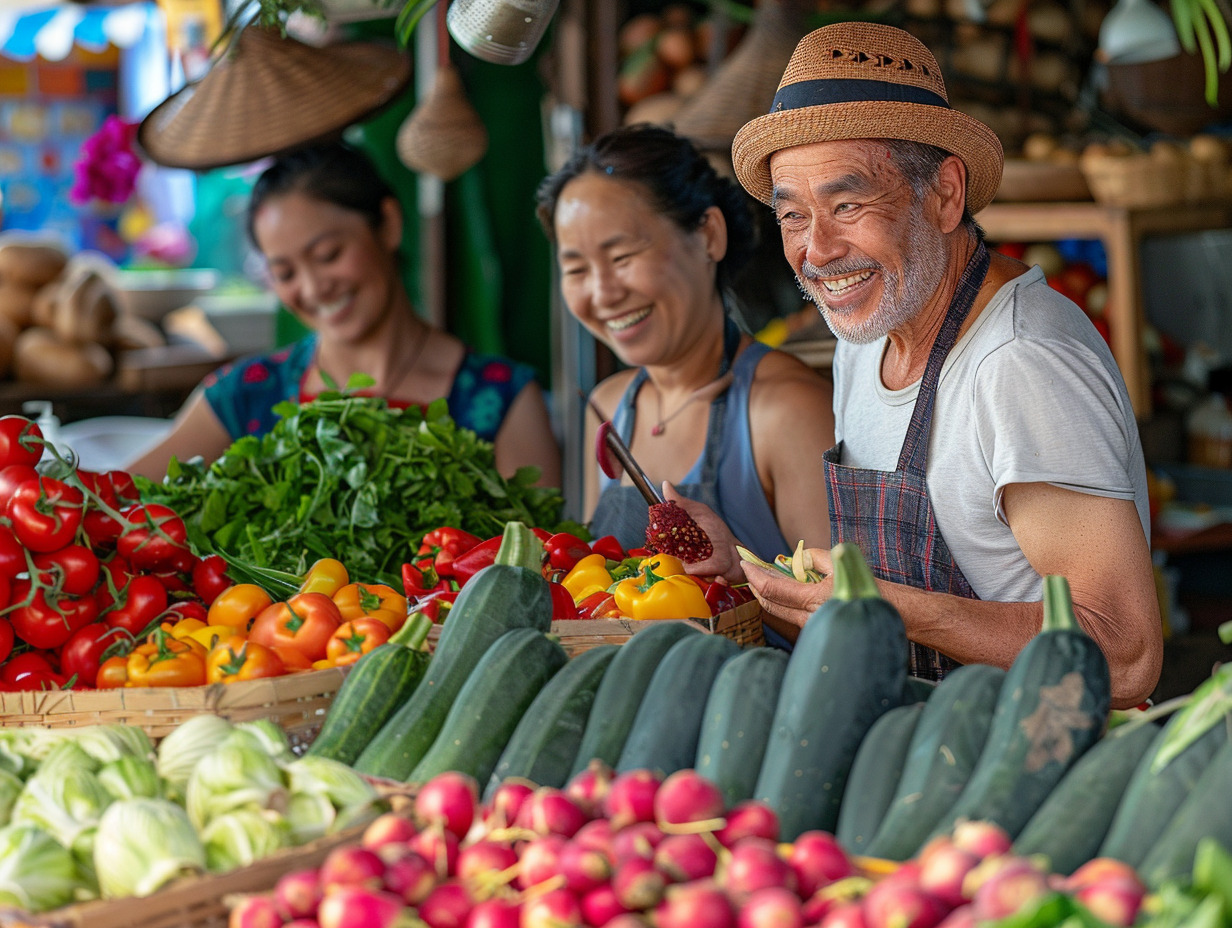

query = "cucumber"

[
  {"left": 616, "top": 633, "right": 741, "bottom": 776},
  {"left": 306, "top": 641, "right": 431, "bottom": 764},
  {"left": 570, "top": 622, "right": 700, "bottom": 776},
  {"left": 925, "top": 576, "right": 1111, "bottom": 843},
  {"left": 754, "top": 544, "right": 908, "bottom": 840},
  {"left": 836, "top": 702, "right": 925, "bottom": 854},
  {"left": 1139, "top": 737, "right": 1232, "bottom": 889},
  {"left": 354, "top": 565, "right": 552, "bottom": 780},
  {"left": 484, "top": 645, "right": 619, "bottom": 801},
  {"left": 410, "top": 627, "right": 568, "bottom": 785},
  {"left": 863, "top": 663, "right": 1005, "bottom": 861},
  {"left": 695, "top": 647, "right": 789, "bottom": 808},
  {"left": 1013, "top": 719, "right": 1160, "bottom": 875}
]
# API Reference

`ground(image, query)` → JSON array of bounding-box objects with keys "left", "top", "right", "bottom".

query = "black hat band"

[{"left": 770, "top": 78, "right": 949, "bottom": 113}]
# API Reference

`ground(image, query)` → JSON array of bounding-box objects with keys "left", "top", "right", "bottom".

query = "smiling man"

[{"left": 686, "top": 22, "right": 1162, "bottom": 707}]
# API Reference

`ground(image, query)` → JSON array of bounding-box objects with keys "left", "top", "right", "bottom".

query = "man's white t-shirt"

[{"left": 831, "top": 265, "right": 1150, "bottom": 604}]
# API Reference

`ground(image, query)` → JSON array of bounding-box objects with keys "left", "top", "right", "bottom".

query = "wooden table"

[{"left": 976, "top": 200, "right": 1232, "bottom": 418}]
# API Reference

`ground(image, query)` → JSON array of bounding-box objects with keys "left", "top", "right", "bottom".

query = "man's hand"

[
  {"left": 662, "top": 483, "right": 743, "bottom": 582},
  {"left": 741, "top": 556, "right": 832, "bottom": 632}
]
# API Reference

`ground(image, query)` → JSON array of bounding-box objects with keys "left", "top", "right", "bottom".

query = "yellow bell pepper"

[
  {"left": 165, "top": 617, "right": 207, "bottom": 639},
  {"left": 185, "top": 625, "right": 247, "bottom": 652},
  {"left": 613, "top": 564, "right": 710, "bottom": 620},
  {"left": 562, "top": 553, "right": 615, "bottom": 601},
  {"left": 640, "top": 553, "right": 686, "bottom": 577},
  {"left": 299, "top": 558, "right": 350, "bottom": 598}
]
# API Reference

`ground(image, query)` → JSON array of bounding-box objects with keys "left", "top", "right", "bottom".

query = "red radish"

[
  {"left": 411, "top": 827, "right": 461, "bottom": 878},
  {"left": 861, "top": 879, "right": 950, "bottom": 928},
  {"left": 950, "top": 822, "right": 1011, "bottom": 860},
  {"left": 724, "top": 837, "right": 797, "bottom": 903},
  {"left": 815, "top": 900, "right": 869, "bottom": 928},
  {"left": 738, "top": 886, "right": 806, "bottom": 928},
  {"left": 933, "top": 905, "right": 977, "bottom": 928},
  {"left": 788, "top": 832, "right": 856, "bottom": 898},
  {"left": 416, "top": 772, "right": 480, "bottom": 840},
  {"left": 654, "top": 770, "right": 725, "bottom": 829},
  {"left": 382, "top": 849, "right": 437, "bottom": 905},
  {"left": 516, "top": 787, "right": 591, "bottom": 838},
  {"left": 581, "top": 884, "right": 630, "bottom": 927},
  {"left": 456, "top": 841, "right": 520, "bottom": 885},
  {"left": 967, "top": 858, "right": 1049, "bottom": 920},
  {"left": 717, "top": 802, "right": 780, "bottom": 848},
  {"left": 559, "top": 840, "right": 614, "bottom": 894},
  {"left": 274, "top": 868, "right": 322, "bottom": 920},
  {"left": 523, "top": 887, "right": 584, "bottom": 928},
  {"left": 567, "top": 760, "right": 615, "bottom": 817},
  {"left": 518, "top": 834, "right": 568, "bottom": 889},
  {"left": 362, "top": 812, "right": 418, "bottom": 851},
  {"left": 317, "top": 887, "right": 405, "bottom": 928},
  {"left": 655, "top": 833, "right": 719, "bottom": 883},
  {"left": 611, "top": 821, "right": 665, "bottom": 863},
  {"left": 1062, "top": 859, "right": 1144, "bottom": 893},
  {"left": 419, "top": 880, "right": 474, "bottom": 928},
  {"left": 284, "top": 920, "right": 321, "bottom": 928},
  {"left": 604, "top": 917, "right": 651, "bottom": 928},
  {"left": 466, "top": 898, "right": 521, "bottom": 928},
  {"left": 1072, "top": 878, "right": 1146, "bottom": 927},
  {"left": 655, "top": 880, "right": 736, "bottom": 928},
  {"left": 229, "top": 895, "right": 283, "bottom": 928},
  {"left": 918, "top": 844, "right": 980, "bottom": 908},
  {"left": 604, "top": 770, "right": 662, "bottom": 830},
  {"left": 612, "top": 855, "right": 668, "bottom": 910},
  {"left": 574, "top": 818, "right": 616, "bottom": 861},
  {"left": 483, "top": 780, "right": 535, "bottom": 831},
  {"left": 318, "top": 846, "right": 385, "bottom": 891}
]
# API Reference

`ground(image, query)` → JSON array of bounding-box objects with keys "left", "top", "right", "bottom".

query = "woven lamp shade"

[
  {"left": 138, "top": 24, "right": 411, "bottom": 170},
  {"left": 396, "top": 62, "right": 489, "bottom": 181}
]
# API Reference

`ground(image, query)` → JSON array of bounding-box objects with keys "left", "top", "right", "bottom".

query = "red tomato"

[
  {"left": 94, "top": 556, "right": 135, "bottom": 611},
  {"left": 32, "top": 544, "right": 100, "bottom": 597},
  {"left": 82, "top": 508, "right": 124, "bottom": 551},
  {"left": 102, "top": 575, "right": 169, "bottom": 637},
  {"left": 60, "top": 622, "right": 129, "bottom": 688},
  {"left": 2, "top": 650, "right": 55, "bottom": 684},
  {"left": 0, "top": 526, "right": 24, "bottom": 581},
  {"left": 117, "top": 504, "right": 189, "bottom": 571},
  {"left": 8, "top": 581, "right": 98, "bottom": 650},
  {"left": 191, "top": 555, "right": 231, "bottom": 606},
  {"left": 104, "top": 470, "right": 139, "bottom": 505},
  {"left": 0, "top": 416, "right": 43, "bottom": 469},
  {"left": 165, "top": 600, "right": 208, "bottom": 624},
  {"left": 0, "top": 619, "right": 13, "bottom": 665},
  {"left": 0, "top": 465, "right": 39, "bottom": 512},
  {"left": 7, "top": 477, "right": 85, "bottom": 553}
]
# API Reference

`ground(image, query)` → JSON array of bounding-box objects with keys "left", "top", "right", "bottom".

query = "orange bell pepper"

[
  {"left": 325, "top": 618, "right": 392, "bottom": 666},
  {"left": 126, "top": 630, "right": 207, "bottom": 687},
  {"left": 206, "top": 635, "right": 286, "bottom": 684},
  {"left": 96, "top": 654, "right": 129, "bottom": 689},
  {"left": 298, "top": 558, "right": 350, "bottom": 598},
  {"left": 248, "top": 592, "right": 342, "bottom": 663},
  {"left": 333, "top": 582, "right": 407, "bottom": 632},
  {"left": 207, "top": 583, "right": 273, "bottom": 630},
  {"left": 273, "top": 646, "right": 315, "bottom": 673}
]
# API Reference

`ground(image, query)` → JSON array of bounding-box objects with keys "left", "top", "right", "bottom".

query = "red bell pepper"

[
  {"left": 703, "top": 577, "right": 751, "bottom": 615},
  {"left": 627, "top": 547, "right": 652, "bottom": 559},
  {"left": 402, "top": 562, "right": 456, "bottom": 601},
  {"left": 449, "top": 536, "right": 504, "bottom": 586},
  {"left": 409, "top": 589, "right": 459, "bottom": 625},
  {"left": 549, "top": 581, "right": 580, "bottom": 621},
  {"left": 545, "top": 532, "right": 592, "bottom": 573},
  {"left": 577, "top": 590, "right": 621, "bottom": 620},
  {"left": 415, "top": 527, "right": 483, "bottom": 579},
  {"left": 589, "top": 535, "right": 626, "bottom": 563}
]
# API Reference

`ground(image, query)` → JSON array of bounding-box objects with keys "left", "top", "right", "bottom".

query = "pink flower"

[{"left": 70, "top": 115, "right": 142, "bottom": 206}]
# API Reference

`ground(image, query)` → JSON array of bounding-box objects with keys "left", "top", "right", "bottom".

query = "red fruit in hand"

[{"left": 646, "top": 500, "right": 712, "bottom": 563}]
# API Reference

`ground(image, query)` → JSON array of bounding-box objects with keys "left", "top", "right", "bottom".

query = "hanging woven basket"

[{"left": 396, "top": 62, "right": 489, "bottom": 180}]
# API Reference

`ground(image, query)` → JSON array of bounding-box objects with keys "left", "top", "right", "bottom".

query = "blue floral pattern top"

[{"left": 202, "top": 334, "right": 535, "bottom": 441}]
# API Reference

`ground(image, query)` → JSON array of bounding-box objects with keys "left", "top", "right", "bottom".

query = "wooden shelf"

[{"left": 975, "top": 200, "right": 1232, "bottom": 419}]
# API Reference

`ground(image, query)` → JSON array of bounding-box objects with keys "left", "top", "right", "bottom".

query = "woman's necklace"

[
  {"left": 381, "top": 327, "right": 431, "bottom": 395},
  {"left": 649, "top": 371, "right": 734, "bottom": 437}
]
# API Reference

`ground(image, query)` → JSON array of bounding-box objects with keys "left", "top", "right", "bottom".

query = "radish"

[
  {"left": 317, "top": 886, "right": 406, "bottom": 928},
  {"left": 382, "top": 849, "right": 437, "bottom": 905},
  {"left": 818, "top": 901, "right": 870, "bottom": 928},
  {"left": 274, "top": 868, "right": 322, "bottom": 920},
  {"left": 604, "top": 917, "right": 652, "bottom": 928},
  {"left": 861, "top": 879, "right": 949, "bottom": 928},
  {"left": 284, "top": 920, "right": 322, "bottom": 928},
  {"left": 466, "top": 898, "right": 521, "bottom": 928},
  {"left": 567, "top": 760, "right": 615, "bottom": 817},
  {"left": 788, "top": 832, "right": 856, "bottom": 898},
  {"left": 1061, "top": 859, "right": 1144, "bottom": 893},
  {"left": 967, "top": 858, "right": 1049, "bottom": 920},
  {"left": 416, "top": 772, "right": 480, "bottom": 840},
  {"left": 655, "top": 833, "right": 719, "bottom": 883},
  {"left": 518, "top": 834, "right": 569, "bottom": 889},
  {"left": 523, "top": 887, "right": 585, "bottom": 928},
  {"left": 611, "top": 821, "right": 665, "bottom": 863},
  {"left": 559, "top": 839, "right": 614, "bottom": 894},
  {"left": 654, "top": 770, "right": 726, "bottom": 829},
  {"left": 737, "top": 886, "right": 805, "bottom": 928},
  {"left": 229, "top": 895, "right": 283, "bottom": 928},
  {"left": 1072, "top": 878, "right": 1146, "bottom": 927},
  {"left": 362, "top": 812, "right": 419, "bottom": 851},
  {"left": 949, "top": 822, "right": 1011, "bottom": 860},
  {"left": 411, "top": 826, "right": 461, "bottom": 878},
  {"left": 318, "top": 846, "right": 386, "bottom": 891},
  {"left": 604, "top": 770, "right": 661, "bottom": 830},
  {"left": 456, "top": 841, "right": 520, "bottom": 885},
  {"left": 933, "top": 905, "right": 977, "bottom": 928},
  {"left": 418, "top": 880, "right": 475, "bottom": 928},
  {"left": 655, "top": 880, "right": 736, "bottom": 928},
  {"left": 723, "top": 837, "right": 797, "bottom": 903},
  {"left": 917, "top": 844, "right": 980, "bottom": 908},
  {"left": 612, "top": 856, "right": 668, "bottom": 911},
  {"left": 516, "top": 787, "right": 591, "bottom": 838},
  {"left": 581, "top": 884, "right": 630, "bottom": 927},
  {"left": 573, "top": 818, "right": 616, "bottom": 865},
  {"left": 483, "top": 780, "right": 535, "bottom": 832},
  {"left": 717, "top": 802, "right": 780, "bottom": 848}
]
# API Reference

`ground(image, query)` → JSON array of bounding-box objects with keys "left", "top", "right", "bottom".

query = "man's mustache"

[{"left": 800, "top": 259, "right": 879, "bottom": 280}]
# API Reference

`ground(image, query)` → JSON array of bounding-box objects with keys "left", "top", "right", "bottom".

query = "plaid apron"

[{"left": 822, "top": 242, "right": 990, "bottom": 681}]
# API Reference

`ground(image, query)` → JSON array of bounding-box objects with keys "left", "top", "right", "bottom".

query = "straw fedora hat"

[
  {"left": 731, "top": 22, "right": 1004, "bottom": 213},
  {"left": 138, "top": 24, "right": 411, "bottom": 171}
]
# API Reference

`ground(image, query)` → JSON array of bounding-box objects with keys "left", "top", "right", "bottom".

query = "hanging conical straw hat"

[
  {"left": 396, "top": 62, "right": 489, "bottom": 181},
  {"left": 138, "top": 23, "right": 411, "bottom": 170}
]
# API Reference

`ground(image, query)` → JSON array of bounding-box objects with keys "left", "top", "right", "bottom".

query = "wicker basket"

[
  {"left": 1080, "top": 154, "right": 1188, "bottom": 209},
  {"left": 0, "top": 667, "right": 348, "bottom": 751}
]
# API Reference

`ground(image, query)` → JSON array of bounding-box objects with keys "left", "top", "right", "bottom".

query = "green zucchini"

[
  {"left": 836, "top": 702, "right": 925, "bottom": 854},
  {"left": 902, "top": 677, "right": 938, "bottom": 704},
  {"left": 1099, "top": 665, "right": 1232, "bottom": 868},
  {"left": 570, "top": 622, "right": 700, "bottom": 776},
  {"left": 863, "top": 663, "right": 1005, "bottom": 861},
  {"left": 410, "top": 627, "right": 568, "bottom": 785},
  {"left": 754, "top": 544, "right": 908, "bottom": 841},
  {"left": 616, "top": 632, "right": 741, "bottom": 776},
  {"left": 354, "top": 565, "right": 552, "bottom": 780},
  {"left": 1013, "top": 718, "right": 1160, "bottom": 875},
  {"left": 695, "top": 647, "right": 789, "bottom": 808},
  {"left": 484, "top": 645, "right": 620, "bottom": 801},
  {"left": 1139, "top": 737, "right": 1232, "bottom": 888},
  {"left": 925, "top": 576, "right": 1111, "bottom": 843}
]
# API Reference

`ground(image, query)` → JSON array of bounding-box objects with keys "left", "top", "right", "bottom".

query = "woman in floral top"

[{"left": 129, "top": 144, "right": 560, "bottom": 486}]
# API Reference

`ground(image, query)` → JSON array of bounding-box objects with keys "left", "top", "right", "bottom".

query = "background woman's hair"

[
  {"left": 247, "top": 142, "right": 396, "bottom": 243},
  {"left": 535, "top": 124, "right": 757, "bottom": 289}
]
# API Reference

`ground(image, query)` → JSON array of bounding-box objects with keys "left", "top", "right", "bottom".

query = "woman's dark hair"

[
  {"left": 247, "top": 142, "right": 396, "bottom": 244},
  {"left": 535, "top": 124, "right": 757, "bottom": 289}
]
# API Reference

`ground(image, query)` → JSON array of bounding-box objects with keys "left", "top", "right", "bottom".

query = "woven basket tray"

[
  {"left": 0, "top": 667, "right": 348, "bottom": 751},
  {"left": 1080, "top": 154, "right": 1188, "bottom": 208}
]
